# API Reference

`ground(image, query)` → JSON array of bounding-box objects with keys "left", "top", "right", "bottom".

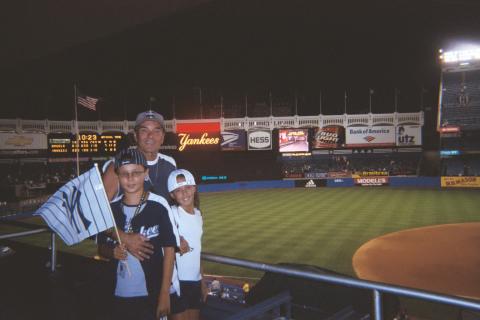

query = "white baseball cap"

[{"left": 168, "top": 169, "right": 196, "bottom": 192}]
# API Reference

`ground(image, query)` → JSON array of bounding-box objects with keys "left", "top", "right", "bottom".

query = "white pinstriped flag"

[{"left": 35, "top": 164, "right": 114, "bottom": 245}]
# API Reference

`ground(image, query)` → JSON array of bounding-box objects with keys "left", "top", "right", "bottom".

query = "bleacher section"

[
  {"left": 440, "top": 69, "right": 480, "bottom": 130},
  {"left": 282, "top": 152, "right": 422, "bottom": 178}
]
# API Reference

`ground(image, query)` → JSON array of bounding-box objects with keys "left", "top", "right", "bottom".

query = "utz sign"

[{"left": 248, "top": 130, "right": 272, "bottom": 150}]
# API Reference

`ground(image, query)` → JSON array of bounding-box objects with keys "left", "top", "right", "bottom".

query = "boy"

[{"left": 98, "top": 148, "right": 176, "bottom": 320}]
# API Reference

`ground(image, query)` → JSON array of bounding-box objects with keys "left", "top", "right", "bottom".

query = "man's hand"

[
  {"left": 156, "top": 291, "right": 170, "bottom": 319},
  {"left": 179, "top": 236, "right": 191, "bottom": 255},
  {"left": 122, "top": 233, "right": 154, "bottom": 261}
]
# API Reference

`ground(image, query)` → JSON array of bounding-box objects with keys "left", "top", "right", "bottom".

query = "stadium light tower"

[{"left": 439, "top": 45, "right": 480, "bottom": 71}]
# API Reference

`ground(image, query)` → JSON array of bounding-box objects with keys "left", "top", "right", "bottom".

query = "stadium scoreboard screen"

[{"left": 48, "top": 133, "right": 124, "bottom": 156}]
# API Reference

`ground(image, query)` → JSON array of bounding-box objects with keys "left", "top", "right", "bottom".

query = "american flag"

[{"left": 77, "top": 95, "right": 99, "bottom": 111}]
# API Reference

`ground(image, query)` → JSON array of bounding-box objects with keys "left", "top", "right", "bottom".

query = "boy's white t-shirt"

[{"left": 172, "top": 206, "right": 203, "bottom": 281}]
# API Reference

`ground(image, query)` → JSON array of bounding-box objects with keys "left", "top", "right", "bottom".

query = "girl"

[{"left": 167, "top": 169, "right": 207, "bottom": 320}]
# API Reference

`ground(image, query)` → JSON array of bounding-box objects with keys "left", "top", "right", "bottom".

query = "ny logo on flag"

[
  {"left": 35, "top": 165, "right": 115, "bottom": 246},
  {"left": 61, "top": 186, "right": 91, "bottom": 234}
]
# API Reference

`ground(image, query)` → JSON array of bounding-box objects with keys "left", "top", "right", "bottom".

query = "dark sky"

[{"left": 1, "top": 0, "right": 480, "bottom": 120}]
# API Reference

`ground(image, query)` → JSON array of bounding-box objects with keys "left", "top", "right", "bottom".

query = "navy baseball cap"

[
  {"left": 134, "top": 110, "right": 165, "bottom": 129},
  {"left": 114, "top": 148, "right": 147, "bottom": 170}
]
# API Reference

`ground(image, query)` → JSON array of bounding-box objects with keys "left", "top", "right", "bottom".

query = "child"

[
  {"left": 97, "top": 148, "right": 177, "bottom": 320},
  {"left": 167, "top": 169, "right": 207, "bottom": 320}
]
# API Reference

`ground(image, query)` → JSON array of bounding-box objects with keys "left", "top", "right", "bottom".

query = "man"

[{"left": 102, "top": 110, "right": 177, "bottom": 260}]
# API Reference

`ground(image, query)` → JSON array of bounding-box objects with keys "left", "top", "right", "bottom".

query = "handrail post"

[
  {"left": 50, "top": 232, "right": 56, "bottom": 273},
  {"left": 373, "top": 289, "right": 383, "bottom": 320}
]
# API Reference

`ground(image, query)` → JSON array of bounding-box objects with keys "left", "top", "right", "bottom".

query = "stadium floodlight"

[{"left": 439, "top": 47, "right": 480, "bottom": 63}]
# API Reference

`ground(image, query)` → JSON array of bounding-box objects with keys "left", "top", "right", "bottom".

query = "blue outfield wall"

[
  {"left": 198, "top": 177, "right": 441, "bottom": 192},
  {"left": 198, "top": 180, "right": 294, "bottom": 193},
  {"left": 389, "top": 176, "right": 440, "bottom": 187},
  {"left": 326, "top": 178, "right": 355, "bottom": 187}
]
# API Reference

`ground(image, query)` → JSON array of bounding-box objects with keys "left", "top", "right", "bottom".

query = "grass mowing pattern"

[
  {"left": 200, "top": 187, "right": 480, "bottom": 278},
  {"left": 2, "top": 187, "right": 479, "bottom": 279}
]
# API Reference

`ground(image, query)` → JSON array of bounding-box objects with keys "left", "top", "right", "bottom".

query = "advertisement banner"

[
  {"left": 248, "top": 130, "right": 272, "bottom": 150},
  {"left": 346, "top": 126, "right": 395, "bottom": 147},
  {"left": 278, "top": 129, "right": 309, "bottom": 152},
  {"left": 0, "top": 133, "right": 47, "bottom": 150},
  {"left": 441, "top": 176, "right": 480, "bottom": 188},
  {"left": 305, "top": 172, "right": 328, "bottom": 179},
  {"left": 221, "top": 130, "right": 246, "bottom": 151},
  {"left": 396, "top": 125, "right": 422, "bottom": 146},
  {"left": 177, "top": 132, "right": 221, "bottom": 152},
  {"left": 294, "top": 179, "right": 327, "bottom": 188},
  {"left": 313, "top": 126, "right": 345, "bottom": 149},
  {"left": 354, "top": 177, "right": 389, "bottom": 186}
]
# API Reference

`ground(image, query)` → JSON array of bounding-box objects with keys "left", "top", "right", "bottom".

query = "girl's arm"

[
  {"left": 201, "top": 264, "right": 208, "bottom": 302},
  {"left": 157, "top": 246, "right": 175, "bottom": 318}
]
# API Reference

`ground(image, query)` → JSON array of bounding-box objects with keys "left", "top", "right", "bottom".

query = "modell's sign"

[
  {"left": 248, "top": 130, "right": 272, "bottom": 150},
  {"left": 355, "top": 177, "right": 389, "bottom": 186}
]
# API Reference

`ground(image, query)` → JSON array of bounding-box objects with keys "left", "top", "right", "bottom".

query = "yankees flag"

[{"left": 35, "top": 164, "right": 115, "bottom": 245}]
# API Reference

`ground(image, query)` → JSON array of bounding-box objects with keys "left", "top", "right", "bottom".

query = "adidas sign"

[{"left": 305, "top": 179, "right": 317, "bottom": 188}]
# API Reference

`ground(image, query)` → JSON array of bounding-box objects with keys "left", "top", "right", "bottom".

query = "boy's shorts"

[
  {"left": 170, "top": 280, "right": 203, "bottom": 314},
  {"left": 112, "top": 296, "right": 156, "bottom": 320}
]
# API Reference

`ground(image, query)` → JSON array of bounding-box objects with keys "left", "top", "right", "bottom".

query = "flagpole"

[
  {"left": 94, "top": 163, "right": 131, "bottom": 277},
  {"left": 319, "top": 91, "right": 322, "bottom": 115},
  {"left": 73, "top": 84, "right": 80, "bottom": 177},
  {"left": 344, "top": 90, "right": 347, "bottom": 114},
  {"left": 220, "top": 95, "right": 224, "bottom": 118},
  {"left": 369, "top": 89, "right": 373, "bottom": 114},
  {"left": 245, "top": 93, "right": 248, "bottom": 117},
  {"left": 294, "top": 90, "right": 298, "bottom": 116}
]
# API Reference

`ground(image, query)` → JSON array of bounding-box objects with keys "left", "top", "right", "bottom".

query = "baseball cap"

[
  {"left": 168, "top": 169, "right": 196, "bottom": 192},
  {"left": 114, "top": 148, "right": 147, "bottom": 170},
  {"left": 134, "top": 110, "right": 165, "bottom": 129}
]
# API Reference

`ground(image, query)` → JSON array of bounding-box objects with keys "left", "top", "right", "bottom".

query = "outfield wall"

[{"left": 198, "top": 177, "right": 442, "bottom": 192}]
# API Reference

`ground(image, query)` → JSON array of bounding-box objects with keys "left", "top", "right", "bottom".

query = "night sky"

[{"left": 1, "top": 0, "right": 480, "bottom": 121}]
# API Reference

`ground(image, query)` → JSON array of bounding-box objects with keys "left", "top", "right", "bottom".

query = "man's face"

[
  {"left": 116, "top": 164, "right": 148, "bottom": 195},
  {"left": 135, "top": 120, "right": 165, "bottom": 155}
]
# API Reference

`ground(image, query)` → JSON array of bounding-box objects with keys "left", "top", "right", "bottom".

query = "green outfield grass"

[
  {"left": 200, "top": 187, "right": 480, "bottom": 279},
  {"left": 2, "top": 187, "right": 480, "bottom": 279}
]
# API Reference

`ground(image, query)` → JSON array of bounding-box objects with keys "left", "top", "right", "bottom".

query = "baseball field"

[
  {"left": 2, "top": 187, "right": 480, "bottom": 278},
  {"left": 2, "top": 187, "right": 480, "bottom": 318}
]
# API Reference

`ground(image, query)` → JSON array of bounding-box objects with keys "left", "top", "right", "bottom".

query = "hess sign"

[{"left": 248, "top": 130, "right": 272, "bottom": 150}]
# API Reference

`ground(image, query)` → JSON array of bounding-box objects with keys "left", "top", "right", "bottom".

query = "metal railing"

[
  {"left": 1, "top": 226, "right": 480, "bottom": 319},
  {"left": 201, "top": 253, "right": 480, "bottom": 320}
]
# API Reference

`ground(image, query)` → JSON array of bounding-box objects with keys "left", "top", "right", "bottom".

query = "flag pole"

[
  {"left": 94, "top": 163, "right": 131, "bottom": 276},
  {"left": 73, "top": 84, "right": 80, "bottom": 177}
]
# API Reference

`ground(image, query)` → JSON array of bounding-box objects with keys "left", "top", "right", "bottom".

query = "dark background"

[{"left": 1, "top": 0, "right": 480, "bottom": 120}]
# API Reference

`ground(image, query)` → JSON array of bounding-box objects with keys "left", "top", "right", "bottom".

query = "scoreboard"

[{"left": 48, "top": 132, "right": 125, "bottom": 156}]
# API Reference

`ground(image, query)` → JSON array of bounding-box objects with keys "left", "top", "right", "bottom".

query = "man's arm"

[
  {"left": 156, "top": 246, "right": 175, "bottom": 318},
  {"left": 102, "top": 161, "right": 119, "bottom": 201}
]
